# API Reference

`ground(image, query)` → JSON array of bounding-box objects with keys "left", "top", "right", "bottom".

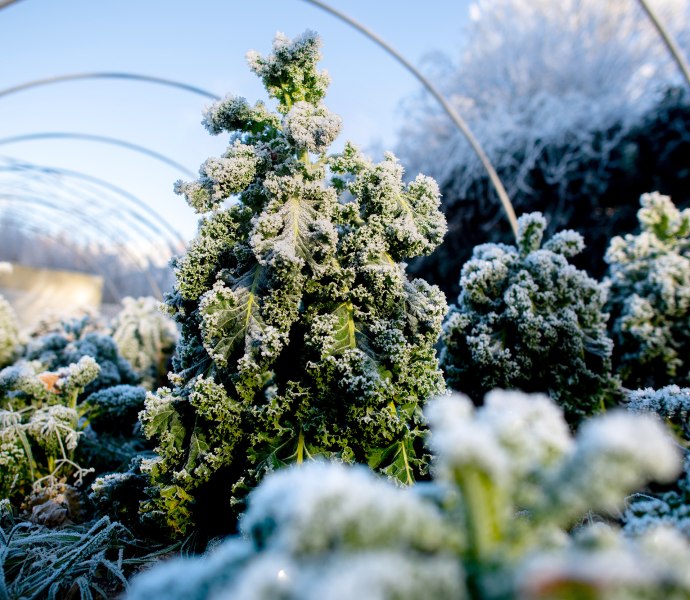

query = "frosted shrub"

[
  {"left": 110, "top": 296, "right": 178, "bottom": 390},
  {"left": 78, "top": 384, "right": 150, "bottom": 472},
  {"left": 400, "top": 0, "right": 690, "bottom": 202},
  {"left": 606, "top": 192, "right": 690, "bottom": 388},
  {"left": 626, "top": 384, "right": 690, "bottom": 440},
  {"left": 140, "top": 31, "right": 447, "bottom": 536},
  {"left": 24, "top": 314, "right": 139, "bottom": 397},
  {"left": 127, "top": 391, "right": 687, "bottom": 600},
  {"left": 441, "top": 212, "right": 617, "bottom": 423},
  {"left": 622, "top": 385, "right": 690, "bottom": 538},
  {"left": 0, "top": 294, "right": 20, "bottom": 368},
  {"left": 0, "top": 356, "right": 100, "bottom": 501}
]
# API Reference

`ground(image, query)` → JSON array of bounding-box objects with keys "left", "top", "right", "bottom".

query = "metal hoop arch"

[
  {"left": 0, "top": 193, "right": 164, "bottom": 298},
  {"left": 0, "top": 159, "right": 186, "bottom": 254},
  {"left": 0, "top": 72, "right": 220, "bottom": 102},
  {"left": 0, "top": 212, "right": 123, "bottom": 300},
  {"left": 0, "top": 132, "right": 196, "bottom": 179},
  {"left": 301, "top": 0, "right": 519, "bottom": 238}
]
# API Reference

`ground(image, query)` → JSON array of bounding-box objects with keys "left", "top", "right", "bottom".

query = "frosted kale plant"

[
  {"left": 0, "top": 294, "right": 20, "bottom": 369},
  {"left": 606, "top": 192, "right": 690, "bottom": 388},
  {"left": 441, "top": 212, "right": 616, "bottom": 423},
  {"left": 0, "top": 356, "right": 100, "bottom": 502},
  {"left": 78, "top": 384, "right": 150, "bottom": 473},
  {"left": 127, "top": 391, "right": 687, "bottom": 600},
  {"left": 111, "top": 296, "right": 178, "bottom": 390},
  {"left": 623, "top": 385, "right": 690, "bottom": 538},
  {"left": 140, "top": 31, "right": 447, "bottom": 535},
  {"left": 24, "top": 314, "right": 139, "bottom": 397}
]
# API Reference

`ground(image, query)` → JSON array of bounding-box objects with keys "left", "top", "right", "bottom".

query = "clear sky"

[{"left": 0, "top": 0, "right": 472, "bottom": 248}]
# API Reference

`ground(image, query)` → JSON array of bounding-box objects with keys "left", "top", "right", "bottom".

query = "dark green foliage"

[
  {"left": 89, "top": 458, "right": 151, "bottom": 531},
  {"left": 140, "top": 32, "right": 447, "bottom": 536},
  {"left": 441, "top": 212, "right": 618, "bottom": 424},
  {"left": 78, "top": 385, "right": 150, "bottom": 473}
]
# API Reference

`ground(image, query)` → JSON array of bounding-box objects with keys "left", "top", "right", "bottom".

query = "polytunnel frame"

[
  {"left": 0, "top": 71, "right": 217, "bottom": 292},
  {"left": 0, "top": 210, "right": 123, "bottom": 300},
  {"left": 0, "top": 192, "right": 156, "bottom": 269},
  {"left": 1, "top": 2, "right": 688, "bottom": 240},
  {"left": 0, "top": 193, "right": 164, "bottom": 298},
  {"left": 0, "top": 132, "right": 196, "bottom": 179},
  {"left": 0, "top": 159, "right": 186, "bottom": 257}
]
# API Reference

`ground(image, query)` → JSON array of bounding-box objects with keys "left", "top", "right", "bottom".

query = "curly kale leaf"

[
  {"left": 139, "top": 31, "right": 447, "bottom": 537},
  {"left": 606, "top": 192, "right": 690, "bottom": 388},
  {"left": 441, "top": 212, "right": 618, "bottom": 424}
]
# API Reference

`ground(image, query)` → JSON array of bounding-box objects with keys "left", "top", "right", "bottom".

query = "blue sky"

[{"left": 0, "top": 0, "right": 471, "bottom": 247}]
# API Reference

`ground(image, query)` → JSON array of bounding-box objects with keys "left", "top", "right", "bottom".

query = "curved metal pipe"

[
  {"left": 0, "top": 0, "right": 24, "bottom": 10},
  {"left": 2, "top": 176, "right": 173, "bottom": 268},
  {"left": 301, "top": 0, "right": 519, "bottom": 239},
  {"left": 637, "top": 0, "right": 690, "bottom": 88},
  {"left": 0, "top": 72, "right": 220, "bottom": 101},
  {"left": 0, "top": 159, "right": 186, "bottom": 254},
  {"left": 0, "top": 132, "right": 196, "bottom": 178},
  {"left": 0, "top": 212, "right": 123, "bottom": 300}
]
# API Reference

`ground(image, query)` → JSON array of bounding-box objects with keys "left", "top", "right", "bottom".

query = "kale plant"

[
  {"left": 622, "top": 385, "right": 690, "bottom": 538},
  {"left": 127, "top": 391, "right": 687, "bottom": 600},
  {"left": 78, "top": 384, "right": 150, "bottom": 473},
  {"left": 626, "top": 384, "right": 690, "bottom": 443},
  {"left": 0, "top": 293, "right": 20, "bottom": 369},
  {"left": 111, "top": 296, "right": 179, "bottom": 390},
  {"left": 0, "top": 356, "right": 100, "bottom": 502},
  {"left": 440, "top": 212, "right": 617, "bottom": 423},
  {"left": 140, "top": 31, "right": 447, "bottom": 536},
  {"left": 606, "top": 192, "right": 690, "bottom": 388},
  {"left": 24, "top": 314, "right": 139, "bottom": 397}
]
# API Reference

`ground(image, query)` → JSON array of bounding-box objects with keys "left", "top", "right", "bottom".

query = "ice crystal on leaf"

[
  {"left": 606, "top": 192, "right": 690, "bottom": 388},
  {"left": 140, "top": 31, "right": 447, "bottom": 537},
  {"left": 441, "top": 212, "right": 617, "bottom": 424},
  {"left": 128, "top": 391, "right": 687, "bottom": 600}
]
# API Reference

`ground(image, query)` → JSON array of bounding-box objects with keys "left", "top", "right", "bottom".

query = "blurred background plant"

[
  {"left": 605, "top": 193, "right": 690, "bottom": 389},
  {"left": 110, "top": 296, "right": 178, "bottom": 390}
]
